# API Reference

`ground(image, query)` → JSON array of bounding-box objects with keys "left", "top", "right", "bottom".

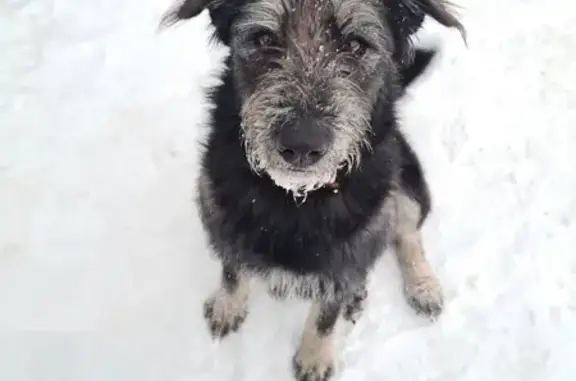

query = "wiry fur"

[
  {"left": 161, "top": 0, "right": 464, "bottom": 380},
  {"left": 232, "top": 0, "right": 392, "bottom": 197}
]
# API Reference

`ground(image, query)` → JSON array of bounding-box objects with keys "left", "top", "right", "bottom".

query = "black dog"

[{"left": 161, "top": 1, "right": 464, "bottom": 380}]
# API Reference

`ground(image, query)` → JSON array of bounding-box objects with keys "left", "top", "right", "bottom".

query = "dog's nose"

[{"left": 277, "top": 119, "right": 331, "bottom": 167}]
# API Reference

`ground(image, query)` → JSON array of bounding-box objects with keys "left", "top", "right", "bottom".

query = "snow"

[{"left": 1, "top": 0, "right": 575, "bottom": 380}]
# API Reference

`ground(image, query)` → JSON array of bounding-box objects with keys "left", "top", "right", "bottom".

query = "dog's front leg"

[
  {"left": 203, "top": 264, "right": 250, "bottom": 339},
  {"left": 393, "top": 191, "right": 443, "bottom": 318},
  {"left": 293, "top": 301, "right": 341, "bottom": 381}
]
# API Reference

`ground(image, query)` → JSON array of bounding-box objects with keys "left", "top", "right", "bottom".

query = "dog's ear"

[
  {"left": 159, "top": 0, "right": 212, "bottom": 28},
  {"left": 159, "top": 0, "right": 238, "bottom": 45},
  {"left": 385, "top": 0, "right": 466, "bottom": 63},
  {"left": 398, "top": 48, "right": 437, "bottom": 90}
]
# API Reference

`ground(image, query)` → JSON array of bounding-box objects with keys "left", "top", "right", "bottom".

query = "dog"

[{"left": 160, "top": 1, "right": 464, "bottom": 380}]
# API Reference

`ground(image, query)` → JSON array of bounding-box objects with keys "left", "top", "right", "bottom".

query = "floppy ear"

[
  {"left": 385, "top": 0, "right": 466, "bottom": 63},
  {"left": 398, "top": 48, "right": 437, "bottom": 90},
  {"left": 159, "top": 0, "right": 238, "bottom": 45},
  {"left": 159, "top": 0, "right": 212, "bottom": 28}
]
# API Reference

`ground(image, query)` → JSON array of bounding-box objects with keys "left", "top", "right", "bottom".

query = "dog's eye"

[
  {"left": 253, "top": 31, "right": 277, "bottom": 48},
  {"left": 343, "top": 38, "right": 369, "bottom": 56}
]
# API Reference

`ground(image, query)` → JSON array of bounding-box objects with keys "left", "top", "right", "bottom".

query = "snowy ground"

[{"left": 1, "top": 0, "right": 575, "bottom": 380}]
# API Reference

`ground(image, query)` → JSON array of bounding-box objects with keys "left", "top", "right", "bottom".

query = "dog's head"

[{"left": 162, "top": 0, "right": 464, "bottom": 197}]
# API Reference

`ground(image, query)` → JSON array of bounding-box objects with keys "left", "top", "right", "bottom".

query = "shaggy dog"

[{"left": 161, "top": 1, "right": 464, "bottom": 380}]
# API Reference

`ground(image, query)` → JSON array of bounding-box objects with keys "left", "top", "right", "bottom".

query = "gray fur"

[{"left": 231, "top": 0, "right": 395, "bottom": 197}]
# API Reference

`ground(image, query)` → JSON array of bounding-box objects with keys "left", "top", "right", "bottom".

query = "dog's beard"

[
  {"left": 243, "top": 139, "right": 347, "bottom": 201},
  {"left": 266, "top": 167, "right": 338, "bottom": 200},
  {"left": 241, "top": 132, "right": 364, "bottom": 201},
  {"left": 240, "top": 80, "right": 372, "bottom": 200}
]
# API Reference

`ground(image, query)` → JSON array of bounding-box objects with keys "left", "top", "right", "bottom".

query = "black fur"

[
  {"left": 201, "top": 64, "right": 398, "bottom": 277},
  {"left": 398, "top": 48, "right": 438, "bottom": 90},
  {"left": 199, "top": 47, "right": 435, "bottom": 278},
  {"left": 385, "top": 0, "right": 466, "bottom": 62},
  {"left": 160, "top": 0, "right": 464, "bottom": 379}
]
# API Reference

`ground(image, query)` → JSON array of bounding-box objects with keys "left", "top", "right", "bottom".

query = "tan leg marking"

[
  {"left": 293, "top": 302, "right": 338, "bottom": 381},
  {"left": 203, "top": 270, "right": 250, "bottom": 338},
  {"left": 393, "top": 191, "right": 444, "bottom": 318}
]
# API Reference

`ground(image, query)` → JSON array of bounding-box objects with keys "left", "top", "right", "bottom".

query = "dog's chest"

[{"left": 198, "top": 170, "right": 394, "bottom": 291}]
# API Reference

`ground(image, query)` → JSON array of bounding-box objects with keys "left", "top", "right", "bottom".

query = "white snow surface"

[{"left": 1, "top": 0, "right": 575, "bottom": 380}]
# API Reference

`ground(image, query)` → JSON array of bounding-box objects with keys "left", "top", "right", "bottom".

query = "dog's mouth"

[{"left": 265, "top": 164, "right": 343, "bottom": 202}]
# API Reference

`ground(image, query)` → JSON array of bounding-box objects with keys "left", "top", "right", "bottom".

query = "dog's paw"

[
  {"left": 343, "top": 292, "right": 367, "bottom": 325},
  {"left": 343, "top": 304, "right": 362, "bottom": 325},
  {"left": 203, "top": 291, "right": 248, "bottom": 339},
  {"left": 292, "top": 350, "right": 335, "bottom": 381},
  {"left": 404, "top": 275, "right": 444, "bottom": 319}
]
